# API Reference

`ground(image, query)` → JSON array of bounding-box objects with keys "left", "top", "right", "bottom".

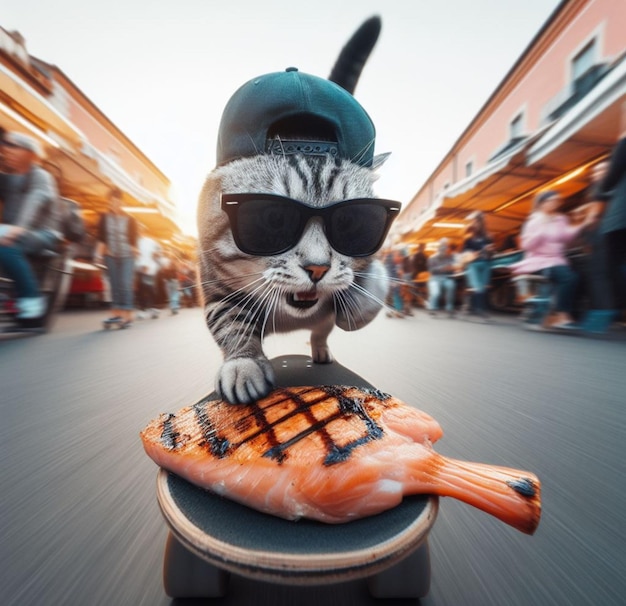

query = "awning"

[
  {"left": 398, "top": 62, "right": 626, "bottom": 248},
  {"left": 527, "top": 56, "right": 626, "bottom": 169},
  {"left": 400, "top": 138, "right": 549, "bottom": 243},
  {"left": 0, "top": 63, "right": 83, "bottom": 150},
  {"left": 0, "top": 99, "right": 63, "bottom": 151},
  {"left": 122, "top": 207, "right": 181, "bottom": 241}
]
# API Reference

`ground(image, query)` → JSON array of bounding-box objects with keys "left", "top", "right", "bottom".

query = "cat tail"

[{"left": 328, "top": 15, "right": 381, "bottom": 95}]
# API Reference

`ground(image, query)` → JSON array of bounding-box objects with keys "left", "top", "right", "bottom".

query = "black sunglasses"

[{"left": 221, "top": 193, "right": 401, "bottom": 257}]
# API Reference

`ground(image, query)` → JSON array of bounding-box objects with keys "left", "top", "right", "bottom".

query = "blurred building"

[
  {"left": 0, "top": 26, "right": 195, "bottom": 253},
  {"left": 394, "top": 0, "right": 626, "bottom": 249}
]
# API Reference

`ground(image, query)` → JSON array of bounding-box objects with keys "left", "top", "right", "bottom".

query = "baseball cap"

[
  {"left": 216, "top": 67, "right": 376, "bottom": 168},
  {"left": 3, "top": 131, "right": 43, "bottom": 157}
]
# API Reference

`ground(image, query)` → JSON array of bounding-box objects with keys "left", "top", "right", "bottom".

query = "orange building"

[
  {"left": 0, "top": 27, "right": 188, "bottom": 247},
  {"left": 394, "top": 0, "right": 626, "bottom": 249}
]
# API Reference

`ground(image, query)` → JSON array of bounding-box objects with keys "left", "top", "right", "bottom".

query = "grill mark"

[
  {"left": 264, "top": 411, "right": 342, "bottom": 463},
  {"left": 234, "top": 386, "right": 385, "bottom": 466},
  {"left": 193, "top": 399, "right": 230, "bottom": 457},
  {"left": 235, "top": 387, "right": 320, "bottom": 458},
  {"left": 160, "top": 413, "right": 179, "bottom": 450},
  {"left": 261, "top": 388, "right": 336, "bottom": 463},
  {"left": 363, "top": 387, "right": 392, "bottom": 401},
  {"left": 189, "top": 387, "right": 391, "bottom": 464},
  {"left": 249, "top": 398, "right": 284, "bottom": 462},
  {"left": 323, "top": 387, "right": 384, "bottom": 465}
]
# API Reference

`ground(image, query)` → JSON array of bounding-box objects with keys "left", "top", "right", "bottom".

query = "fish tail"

[{"left": 414, "top": 453, "right": 542, "bottom": 535}]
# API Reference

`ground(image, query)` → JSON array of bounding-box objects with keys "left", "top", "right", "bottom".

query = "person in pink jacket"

[{"left": 512, "top": 190, "right": 596, "bottom": 328}]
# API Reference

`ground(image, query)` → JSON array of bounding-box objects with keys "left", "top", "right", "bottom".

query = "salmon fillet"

[{"left": 140, "top": 386, "right": 541, "bottom": 534}]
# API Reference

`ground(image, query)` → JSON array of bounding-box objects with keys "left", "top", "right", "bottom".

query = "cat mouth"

[{"left": 287, "top": 291, "right": 319, "bottom": 309}]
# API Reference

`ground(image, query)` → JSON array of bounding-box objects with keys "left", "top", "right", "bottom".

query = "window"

[
  {"left": 509, "top": 114, "right": 523, "bottom": 140},
  {"left": 572, "top": 40, "right": 596, "bottom": 81},
  {"left": 571, "top": 39, "right": 606, "bottom": 98},
  {"left": 465, "top": 161, "right": 473, "bottom": 178}
]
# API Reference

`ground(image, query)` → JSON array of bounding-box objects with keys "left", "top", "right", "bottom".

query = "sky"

[{"left": 2, "top": 0, "right": 563, "bottom": 235}]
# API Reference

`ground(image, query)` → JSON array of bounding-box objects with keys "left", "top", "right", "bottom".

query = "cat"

[{"left": 197, "top": 16, "right": 399, "bottom": 404}]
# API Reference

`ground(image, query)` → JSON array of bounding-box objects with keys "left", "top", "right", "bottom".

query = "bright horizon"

[{"left": 2, "top": 0, "right": 562, "bottom": 236}]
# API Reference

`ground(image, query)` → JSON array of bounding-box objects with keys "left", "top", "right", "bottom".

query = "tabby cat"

[{"left": 197, "top": 16, "right": 400, "bottom": 404}]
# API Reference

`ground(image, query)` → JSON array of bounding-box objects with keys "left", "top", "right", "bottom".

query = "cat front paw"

[
  {"left": 311, "top": 345, "right": 334, "bottom": 364},
  {"left": 216, "top": 357, "right": 276, "bottom": 404}
]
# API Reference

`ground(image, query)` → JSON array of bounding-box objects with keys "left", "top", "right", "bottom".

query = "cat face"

[{"left": 198, "top": 153, "right": 383, "bottom": 323}]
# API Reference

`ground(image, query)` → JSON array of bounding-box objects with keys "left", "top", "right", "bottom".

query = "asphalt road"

[{"left": 1, "top": 307, "right": 624, "bottom": 606}]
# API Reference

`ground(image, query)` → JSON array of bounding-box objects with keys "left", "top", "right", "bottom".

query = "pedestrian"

[
  {"left": 161, "top": 251, "right": 181, "bottom": 315},
  {"left": 382, "top": 249, "right": 404, "bottom": 317},
  {"left": 180, "top": 262, "right": 198, "bottom": 307},
  {"left": 461, "top": 212, "right": 494, "bottom": 319},
  {"left": 511, "top": 190, "right": 595, "bottom": 329},
  {"left": 400, "top": 247, "right": 415, "bottom": 315},
  {"left": 136, "top": 235, "right": 162, "bottom": 318},
  {"left": 94, "top": 187, "right": 138, "bottom": 328},
  {"left": 427, "top": 238, "right": 457, "bottom": 318},
  {"left": 0, "top": 131, "right": 62, "bottom": 322},
  {"left": 136, "top": 264, "right": 158, "bottom": 319},
  {"left": 580, "top": 101, "right": 626, "bottom": 333},
  {"left": 411, "top": 242, "right": 428, "bottom": 305}
]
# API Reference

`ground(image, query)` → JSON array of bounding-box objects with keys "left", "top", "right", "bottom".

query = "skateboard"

[
  {"left": 155, "top": 354, "right": 438, "bottom": 599},
  {"left": 1, "top": 303, "right": 46, "bottom": 335},
  {"left": 102, "top": 317, "right": 130, "bottom": 330}
]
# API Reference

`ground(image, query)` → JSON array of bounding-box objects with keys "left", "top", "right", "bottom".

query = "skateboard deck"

[
  {"left": 155, "top": 355, "right": 438, "bottom": 598},
  {"left": 103, "top": 318, "right": 128, "bottom": 330}
]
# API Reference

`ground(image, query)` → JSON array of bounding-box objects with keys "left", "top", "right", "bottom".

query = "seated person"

[
  {"left": 0, "top": 131, "right": 62, "bottom": 320},
  {"left": 511, "top": 190, "right": 595, "bottom": 328},
  {"left": 427, "top": 238, "right": 457, "bottom": 317},
  {"left": 500, "top": 229, "right": 520, "bottom": 252}
]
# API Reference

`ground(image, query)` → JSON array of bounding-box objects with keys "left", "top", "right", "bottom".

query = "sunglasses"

[{"left": 221, "top": 193, "right": 401, "bottom": 257}]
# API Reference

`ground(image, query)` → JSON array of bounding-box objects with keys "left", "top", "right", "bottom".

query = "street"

[{"left": 1, "top": 307, "right": 624, "bottom": 606}]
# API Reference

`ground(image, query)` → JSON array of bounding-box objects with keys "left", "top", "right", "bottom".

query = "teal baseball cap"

[{"left": 216, "top": 67, "right": 376, "bottom": 168}]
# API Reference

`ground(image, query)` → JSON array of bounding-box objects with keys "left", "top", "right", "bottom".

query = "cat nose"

[{"left": 303, "top": 264, "right": 330, "bottom": 283}]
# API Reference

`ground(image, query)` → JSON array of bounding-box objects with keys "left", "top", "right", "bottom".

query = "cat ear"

[{"left": 371, "top": 152, "right": 391, "bottom": 170}]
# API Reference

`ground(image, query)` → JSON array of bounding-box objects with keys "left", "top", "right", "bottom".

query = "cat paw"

[
  {"left": 217, "top": 357, "right": 275, "bottom": 404},
  {"left": 312, "top": 346, "right": 334, "bottom": 364}
]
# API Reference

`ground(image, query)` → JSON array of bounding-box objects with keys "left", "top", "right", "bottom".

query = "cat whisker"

[
  {"left": 350, "top": 138, "right": 375, "bottom": 166},
  {"left": 222, "top": 282, "right": 271, "bottom": 351},
  {"left": 197, "top": 244, "right": 231, "bottom": 257},
  {"left": 198, "top": 273, "right": 266, "bottom": 295},
  {"left": 208, "top": 281, "right": 269, "bottom": 321},
  {"left": 228, "top": 281, "right": 277, "bottom": 356},
  {"left": 343, "top": 288, "right": 370, "bottom": 326},
  {"left": 333, "top": 291, "right": 358, "bottom": 331},
  {"left": 260, "top": 285, "right": 283, "bottom": 343},
  {"left": 353, "top": 270, "right": 411, "bottom": 287},
  {"left": 349, "top": 280, "right": 388, "bottom": 309}
]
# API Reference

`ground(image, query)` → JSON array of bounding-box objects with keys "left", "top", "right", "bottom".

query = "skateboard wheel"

[
  {"left": 367, "top": 539, "right": 431, "bottom": 599},
  {"left": 163, "top": 532, "right": 230, "bottom": 598}
]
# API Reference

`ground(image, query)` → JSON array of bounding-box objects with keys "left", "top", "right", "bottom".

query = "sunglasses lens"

[
  {"left": 329, "top": 203, "right": 391, "bottom": 256},
  {"left": 235, "top": 198, "right": 301, "bottom": 255}
]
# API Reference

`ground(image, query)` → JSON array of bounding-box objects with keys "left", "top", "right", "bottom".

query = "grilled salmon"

[{"left": 140, "top": 386, "right": 541, "bottom": 534}]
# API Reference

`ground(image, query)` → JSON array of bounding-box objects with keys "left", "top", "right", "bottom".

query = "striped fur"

[{"left": 197, "top": 153, "right": 390, "bottom": 404}]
